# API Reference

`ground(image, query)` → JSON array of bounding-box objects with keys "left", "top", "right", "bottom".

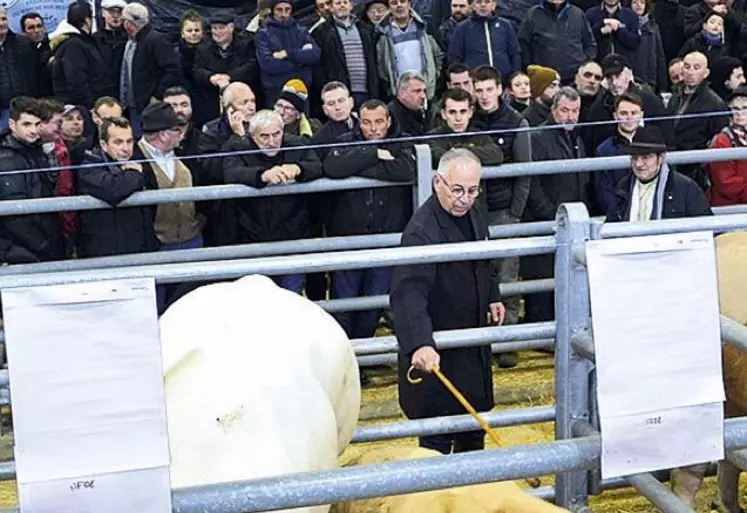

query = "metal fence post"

[
  {"left": 554, "top": 202, "right": 593, "bottom": 511},
  {"left": 414, "top": 144, "right": 434, "bottom": 207}
]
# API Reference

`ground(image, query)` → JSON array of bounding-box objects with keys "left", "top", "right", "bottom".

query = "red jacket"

[{"left": 706, "top": 129, "right": 747, "bottom": 207}]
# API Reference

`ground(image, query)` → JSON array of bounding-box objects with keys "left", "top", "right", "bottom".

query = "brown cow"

[
  {"left": 333, "top": 447, "right": 570, "bottom": 513},
  {"left": 671, "top": 231, "right": 747, "bottom": 513}
]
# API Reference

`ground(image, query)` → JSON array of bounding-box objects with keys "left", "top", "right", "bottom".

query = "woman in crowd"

[
  {"left": 506, "top": 71, "right": 531, "bottom": 112},
  {"left": 629, "top": 0, "right": 668, "bottom": 93}
]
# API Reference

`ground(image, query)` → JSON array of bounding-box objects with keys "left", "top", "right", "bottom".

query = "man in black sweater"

[{"left": 324, "top": 99, "right": 416, "bottom": 349}]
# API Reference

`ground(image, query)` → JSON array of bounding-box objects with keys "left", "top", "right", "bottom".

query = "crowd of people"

[{"left": 0, "top": 0, "right": 745, "bottom": 370}]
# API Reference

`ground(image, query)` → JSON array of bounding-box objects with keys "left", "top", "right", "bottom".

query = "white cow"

[{"left": 159, "top": 275, "right": 361, "bottom": 513}]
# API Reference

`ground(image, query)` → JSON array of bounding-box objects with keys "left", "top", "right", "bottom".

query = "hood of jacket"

[{"left": 49, "top": 19, "right": 80, "bottom": 43}]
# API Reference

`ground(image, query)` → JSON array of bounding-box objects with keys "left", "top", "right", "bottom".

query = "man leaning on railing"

[{"left": 222, "top": 109, "right": 323, "bottom": 295}]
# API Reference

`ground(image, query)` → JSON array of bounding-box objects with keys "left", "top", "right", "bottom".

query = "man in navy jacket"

[
  {"left": 585, "top": 0, "right": 640, "bottom": 62},
  {"left": 448, "top": 0, "right": 521, "bottom": 83},
  {"left": 255, "top": 0, "right": 322, "bottom": 107}
]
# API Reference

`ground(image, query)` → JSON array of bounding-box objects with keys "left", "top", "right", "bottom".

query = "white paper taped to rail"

[
  {"left": 586, "top": 231, "right": 724, "bottom": 478},
  {"left": 2, "top": 278, "right": 171, "bottom": 512}
]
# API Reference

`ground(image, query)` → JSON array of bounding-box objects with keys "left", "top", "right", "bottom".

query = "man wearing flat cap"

[
  {"left": 193, "top": 11, "right": 257, "bottom": 123},
  {"left": 138, "top": 101, "right": 203, "bottom": 312},
  {"left": 606, "top": 125, "right": 712, "bottom": 222}
]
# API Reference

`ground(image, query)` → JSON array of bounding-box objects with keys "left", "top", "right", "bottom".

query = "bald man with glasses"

[{"left": 391, "top": 148, "right": 505, "bottom": 455}]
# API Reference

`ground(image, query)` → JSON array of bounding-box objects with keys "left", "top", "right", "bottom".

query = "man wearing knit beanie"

[
  {"left": 256, "top": 0, "right": 321, "bottom": 107},
  {"left": 522, "top": 65, "right": 560, "bottom": 127},
  {"left": 710, "top": 56, "right": 745, "bottom": 101},
  {"left": 274, "top": 79, "right": 322, "bottom": 137}
]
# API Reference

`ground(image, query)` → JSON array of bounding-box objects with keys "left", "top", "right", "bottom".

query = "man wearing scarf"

[{"left": 606, "top": 125, "right": 712, "bottom": 222}]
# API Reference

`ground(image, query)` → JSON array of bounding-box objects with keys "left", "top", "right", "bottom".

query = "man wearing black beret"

[
  {"left": 606, "top": 125, "right": 712, "bottom": 222},
  {"left": 139, "top": 101, "right": 203, "bottom": 313}
]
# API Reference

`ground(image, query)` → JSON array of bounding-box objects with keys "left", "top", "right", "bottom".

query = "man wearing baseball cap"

[
  {"left": 585, "top": 53, "right": 670, "bottom": 156},
  {"left": 96, "top": 0, "right": 128, "bottom": 89}
]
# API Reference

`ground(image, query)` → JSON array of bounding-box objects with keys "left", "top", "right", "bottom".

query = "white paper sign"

[
  {"left": 2, "top": 278, "right": 171, "bottom": 512},
  {"left": 586, "top": 231, "right": 725, "bottom": 478}
]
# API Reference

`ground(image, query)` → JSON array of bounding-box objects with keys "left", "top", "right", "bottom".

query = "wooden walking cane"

[{"left": 408, "top": 364, "right": 542, "bottom": 488}]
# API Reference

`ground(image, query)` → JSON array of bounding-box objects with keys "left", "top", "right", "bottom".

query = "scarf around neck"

[{"left": 701, "top": 29, "right": 722, "bottom": 46}]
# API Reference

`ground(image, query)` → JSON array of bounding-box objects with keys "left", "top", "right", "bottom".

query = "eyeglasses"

[
  {"left": 439, "top": 175, "right": 481, "bottom": 199},
  {"left": 583, "top": 71, "right": 603, "bottom": 81}
]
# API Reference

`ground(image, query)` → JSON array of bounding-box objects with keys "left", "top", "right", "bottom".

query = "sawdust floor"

[
  {"left": 0, "top": 351, "right": 742, "bottom": 511},
  {"left": 343, "top": 350, "right": 747, "bottom": 513}
]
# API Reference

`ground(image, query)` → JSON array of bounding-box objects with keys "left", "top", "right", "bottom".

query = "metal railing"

[{"left": 0, "top": 145, "right": 746, "bottom": 512}]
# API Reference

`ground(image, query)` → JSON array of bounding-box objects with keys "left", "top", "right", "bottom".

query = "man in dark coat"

[
  {"left": 0, "top": 14, "right": 41, "bottom": 129},
  {"left": 388, "top": 71, "right": 430, "bottom": 136},
  {"left": 447, "top": 0, "right": 521, "bottom": 83},
  {"left": 120, "top": 3, "right": 183, "bottom": 136},
  {"left": 95, "top": 0, "right": 129, "bottom": 94},
  {"left": 518, "top": 0, "right": 597, "bottom": 84},
  {"left": 192, "top": 12, "right": 257, "bottom": 123},
  {"left": 470, "top": 64, "right": 531, "bottom": 368},
  {"left": 323, "top": 99, "right": 416, "bottom": 346},
  {"left": 20, "top": 12, "right": 51, "bottom": 95},
  {"left": 222, "top": 109, "right": 322, "bottom": 294},
  {"left": 255, "top": 0, "right": 322, "bottom": 107},
  {"left": 319, "top": 0, "right": 380, "bottom": 108},
  {"left": 391, "top": 147, "right": 505, "bottom": 454},
  {"left": 0, "top": 96, "right": 64, "bottom": 263},
  {"left": 606, "top": 125, "right": 712, "bottom": 222},
  {"left": 53, "top": 2, "right": 116, "bottom": 110},
  {"left": 522, "top": 86, "right": 590, "bottom": 325},
  {"left": 77, "top": 116, "right": 159, "bottom": 258},
  {"left": 665, "top": 51, "right": 729, "bottom": 190},
  {"left": 585, "top": 0, "right": 640, "bottom": 62}
]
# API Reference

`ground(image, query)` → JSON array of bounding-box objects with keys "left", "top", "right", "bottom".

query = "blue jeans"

[
  {"left": 157, "top": 236, "right": 203, "bottom": 314},
  {"left": 0, "top": 109, "right": 9, "bottom": 131},
  {"left": 273, "top": 274, "right": 305, "bottom": 295},
  {"left": 331, "top": 268, "right": 392, "bottom": 339}
]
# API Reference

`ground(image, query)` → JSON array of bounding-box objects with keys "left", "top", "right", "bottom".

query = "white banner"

[{"left": 4, "top": 0, "right": 95, "bottom": 36}]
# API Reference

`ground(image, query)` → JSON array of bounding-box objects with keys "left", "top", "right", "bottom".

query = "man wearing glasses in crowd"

[{"left": 391, "top": 148, "right": 505, "bottom": 455}]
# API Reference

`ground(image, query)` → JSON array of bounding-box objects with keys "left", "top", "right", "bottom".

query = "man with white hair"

[
  {"left": 222, "top": 110, "right": 323, "bottom": 294},
  {"left": 120, "top": 2, "right": 182, "bottom": 136},
  {"left": 391, "top": 147, "right": 505, "bottom": 455}
]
